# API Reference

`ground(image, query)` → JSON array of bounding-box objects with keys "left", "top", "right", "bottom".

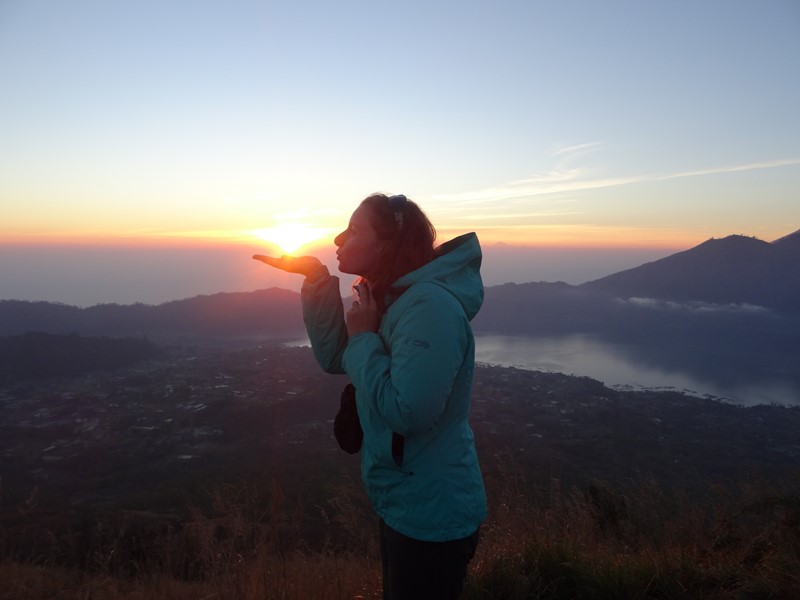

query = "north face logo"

[{"left": 406, "top": 338, "right": 431, "bottom": 349}]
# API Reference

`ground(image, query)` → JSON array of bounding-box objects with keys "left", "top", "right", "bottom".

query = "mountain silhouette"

[
  {"left": 581, "top": 230, "right": 800, "bottom": 314},
  {"left": 772, "top": 228, "right": 800, "bottom": 251},
  {"left": 0, "top": 288, "right": 305, "bottom": 340},
  {"left": 0, "top": 332, "right": 160, "bottom": 382},
  {"left": 1, "top": 229, "right": 798, "bottom": 341}
]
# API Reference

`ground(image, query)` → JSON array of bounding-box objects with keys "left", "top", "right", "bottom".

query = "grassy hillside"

[
  {"left": 2, "top": 468, "right": 798, "bottom": 599},
  {"left": 1, "top": 343, "right": 799, "bottom": 598}
]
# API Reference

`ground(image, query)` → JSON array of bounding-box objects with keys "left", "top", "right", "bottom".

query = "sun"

[{"left": 253, "top": 223, "right": 330, "bottom": 254}]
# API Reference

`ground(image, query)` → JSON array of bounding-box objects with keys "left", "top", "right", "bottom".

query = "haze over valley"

[
  {"left": 0, "top": 240, "right": 681, "bottom": 308},
  {"left": 3, "top": 229, "right": 798, "bottom": 406}
]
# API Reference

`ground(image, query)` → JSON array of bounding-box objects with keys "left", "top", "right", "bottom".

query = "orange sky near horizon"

[
  {"left": 3, "top": 219, "right": 795, "bottom": 255},
  {"left": 2, "top": 0, "right": 798, "bottom": 300},
  {"left": 0, "top": 226, "right": 714, "bottom": 253}
]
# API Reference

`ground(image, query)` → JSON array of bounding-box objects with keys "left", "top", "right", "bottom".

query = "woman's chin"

[{"left": 336, "top": 259, "right": 365, "bottom": 277}]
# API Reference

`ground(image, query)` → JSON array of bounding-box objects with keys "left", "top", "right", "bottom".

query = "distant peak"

[
  {"left": 695, "top": 234, "right": 767, "bottom": 249},
  {"left": 772, "top": 228, "right": 800, "bottom": 245},
  {"left": 718, "top": 234, "right": 762, "bottom": 242}
]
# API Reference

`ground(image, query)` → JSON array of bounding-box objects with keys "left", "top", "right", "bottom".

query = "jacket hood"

[{"left": 390, "top": 232, "right": 484, "bottom": 320}]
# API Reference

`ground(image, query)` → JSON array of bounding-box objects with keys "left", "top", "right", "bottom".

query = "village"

[{"left": 3, "top": 341, "right": 799, "bottom": 524}]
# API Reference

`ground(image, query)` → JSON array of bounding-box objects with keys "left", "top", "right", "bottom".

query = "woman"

[{"left": 253, "top": 193, "right": 486, "bottom": 599}]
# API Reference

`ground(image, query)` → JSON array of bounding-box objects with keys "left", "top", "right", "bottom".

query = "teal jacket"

[{"left": 300, "top": 232, "right": 487, "bottom": 542}]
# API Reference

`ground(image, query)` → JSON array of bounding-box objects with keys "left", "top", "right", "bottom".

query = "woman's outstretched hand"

[
  {"left": 346, "top": 283, "right": 380, "bottom": 336},
  {"left": 252, "top": 254, "right": 327, "bottom": 279}
]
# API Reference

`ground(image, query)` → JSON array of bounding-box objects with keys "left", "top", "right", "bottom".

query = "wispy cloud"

[
  {"left": 428, "top": 156, "right": 800, "bottom": 216},
  {"left": 621, "top": 297, "right": 770, "bottom": 315},
  {"left": 552, "top": 142, "right": 604, "bottom": 157},
  {"left": 649, "top": 158, "right": 800, "bottom": 182},
  {"left": 428, "top": 168, "right": 636, "bottom": 211},
  {"left": 455, "top": 210, "right": 584, "bottom": 221}
]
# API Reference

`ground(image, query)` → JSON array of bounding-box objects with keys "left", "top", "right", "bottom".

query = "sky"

[{"left": 1, "top": 0, "right": 798, "bottom": 306}]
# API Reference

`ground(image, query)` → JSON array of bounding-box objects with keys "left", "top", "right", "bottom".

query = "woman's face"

[{"left": 334, "top": 204, "right": 384, "bottom": 278}]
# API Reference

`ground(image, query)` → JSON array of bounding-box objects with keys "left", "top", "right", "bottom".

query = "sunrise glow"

[
  {"left": 253, "top": 224, "right": 332, "bottom": 255},
  {"left": 1, "top": 1, "right": 798, "bottom": 307}
]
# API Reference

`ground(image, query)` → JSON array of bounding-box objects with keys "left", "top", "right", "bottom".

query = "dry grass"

[
  {"left": 465, "top": 460, "right": 800, "bottom": 599},
  {"left": 0, "top": 555, "right": 380, "bottom": 600},
  {"left": 2, "top": 461, "right": 800, "bottom": 599}
]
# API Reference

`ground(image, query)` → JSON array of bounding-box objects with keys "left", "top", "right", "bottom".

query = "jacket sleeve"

[
  {"left": 343, "top": 284, "right": 468, "bottom": 435},
  {"left": 300, "top": 273, "right": 348, "bottom": 374}
]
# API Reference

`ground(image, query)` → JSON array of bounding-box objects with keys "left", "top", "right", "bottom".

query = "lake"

[{"left": 474, "top": 333, "right": 800, "bottom": 407}]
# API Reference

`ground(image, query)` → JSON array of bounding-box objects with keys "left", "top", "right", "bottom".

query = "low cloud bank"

[{"left": 619, "top": 297, "right": 771, "bottom": 315}]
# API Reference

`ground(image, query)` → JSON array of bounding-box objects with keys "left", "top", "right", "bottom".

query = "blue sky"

[{"left": 1, "top": 0, "right": 798, "bottom": 304}]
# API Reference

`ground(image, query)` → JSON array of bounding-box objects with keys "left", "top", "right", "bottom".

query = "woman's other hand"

[
  {"left": 346, "top": 283, "right": 380, "bottom": 336},
  {"left": 252, "top": 255, "right": 327, "bottom": 280}
]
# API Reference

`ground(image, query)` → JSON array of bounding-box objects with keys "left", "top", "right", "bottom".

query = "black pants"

[{"left": 379, "top": 520, "right": 480, "bottom": 600}]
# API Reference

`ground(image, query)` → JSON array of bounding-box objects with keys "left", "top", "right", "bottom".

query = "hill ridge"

[
  {"left": 1, "top": 228, "right": 798, "bottom": 340},
  {"left": 581, "top": 231, "right": 799, "bottom": 313}
]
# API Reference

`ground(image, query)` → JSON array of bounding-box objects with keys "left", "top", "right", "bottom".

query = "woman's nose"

[{"left": 334, "top": 231, "right": 346, "bottom": 247}]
